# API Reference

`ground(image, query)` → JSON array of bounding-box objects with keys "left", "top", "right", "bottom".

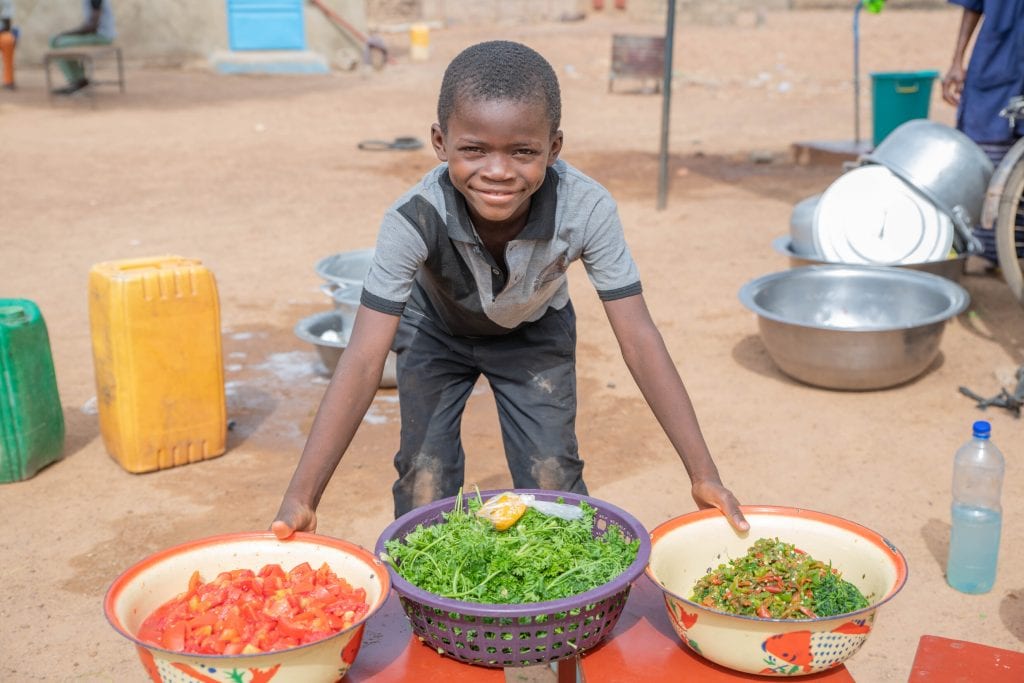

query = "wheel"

[{"left": 994, "top": 145, "right": 1024, "bottom": 306}]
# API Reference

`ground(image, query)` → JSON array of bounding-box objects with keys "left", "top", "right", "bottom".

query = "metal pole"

[
  {"left": 657, "top": 0, "right": 677, "bottom": 211},
  {"left": 853, "top": 2, "right": 862, "bottom": 147}
]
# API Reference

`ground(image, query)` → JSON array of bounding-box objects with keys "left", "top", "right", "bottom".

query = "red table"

[{"left": 345, "top": 575, "right": 856, "bottom": 682}]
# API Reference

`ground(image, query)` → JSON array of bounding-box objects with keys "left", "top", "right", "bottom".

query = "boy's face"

[{"left": 432, "top": 97, "right": 563, "bottom": 234}]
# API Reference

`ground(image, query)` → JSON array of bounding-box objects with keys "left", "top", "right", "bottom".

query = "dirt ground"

[{"left": 2, "top": 7, "right": 1023, "bottom": 682}]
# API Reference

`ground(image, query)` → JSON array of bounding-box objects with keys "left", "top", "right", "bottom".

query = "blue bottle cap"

[{"left": 972, "top": 420, "right": 991, "bottom": 438}]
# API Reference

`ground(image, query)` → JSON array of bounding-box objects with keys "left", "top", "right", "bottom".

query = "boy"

[{"left": 273, "top": 41, "right": 748, "bottom": 538}]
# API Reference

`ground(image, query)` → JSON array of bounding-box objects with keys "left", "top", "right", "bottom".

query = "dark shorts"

[{"left": 389, "top": 301, "right": 587, "bottom": 518}]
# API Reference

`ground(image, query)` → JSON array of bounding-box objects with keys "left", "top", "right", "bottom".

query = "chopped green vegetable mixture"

[
  {"left": 382, "top": 492, "right": 639, "bottom": 604},
  {"left": 691, "top": 537, "right": 870, "bottom": 619}
]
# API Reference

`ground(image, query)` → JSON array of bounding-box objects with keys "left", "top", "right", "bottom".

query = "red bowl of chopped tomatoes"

[{"left": 104, "top": 531, "right": 390, "bottom": 683}]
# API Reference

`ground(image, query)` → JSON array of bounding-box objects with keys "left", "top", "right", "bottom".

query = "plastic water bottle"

[{"left": 946, "top": 420, "right": 1005, "bottom": 594}]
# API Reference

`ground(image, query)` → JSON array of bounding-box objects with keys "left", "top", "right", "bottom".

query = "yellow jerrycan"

[{"left": 88, "top": 256, "right": 227, "bottom": 473}]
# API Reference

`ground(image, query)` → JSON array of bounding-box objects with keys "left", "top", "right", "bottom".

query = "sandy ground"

[{"left": 2, "top": 7, "right": 1023, "bottom": 682}]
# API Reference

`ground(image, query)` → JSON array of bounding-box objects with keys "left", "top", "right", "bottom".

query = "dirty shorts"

[{"left": 389, "top": 301, "right": 587, "bottom": 518}]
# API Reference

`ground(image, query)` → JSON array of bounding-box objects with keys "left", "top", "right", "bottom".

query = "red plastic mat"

[{"left": 909, "top": 635, "right": 1024, "bottom": 682}]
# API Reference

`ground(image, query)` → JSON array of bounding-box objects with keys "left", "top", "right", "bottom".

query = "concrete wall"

[
  {"left": 9, "top": 0, "right": 369, "bottom": 68},
  {"left": 365, "top": 0, "right": 949, "bottom": 28},
  {"left": 623, "top": 0, "right": 950, "bottom": 25},
  {"left": 367, "top": 0, "right": 590, "bottom": 26}
]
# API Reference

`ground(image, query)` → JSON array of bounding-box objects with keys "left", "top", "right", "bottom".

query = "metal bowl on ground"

[
  {"left": 771, "top": 236, "right": 967, "bottom": 282},
  {"left": 329, "top": 283, "right": 362, "bottom": 318},
  {"left": 294, "top": 309, "right": 397, "bottom": 388},
  {"left": 315, "top": 248, "right": 374, "bottom": 297},
  {"left": 315, "top": 248, "right": 374, "bottom": 287},
  {"left": 738, "top": 265, "right": 970, "bottom": 390}
]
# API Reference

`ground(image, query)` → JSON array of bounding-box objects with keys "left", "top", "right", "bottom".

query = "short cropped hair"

[{"left": 437, "top": 41, "right": 561, "bottom": 135}]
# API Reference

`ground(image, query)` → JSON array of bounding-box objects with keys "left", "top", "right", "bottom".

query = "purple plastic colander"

[{"left": 373, "top": 489, "right": 652, "bottom": 668}]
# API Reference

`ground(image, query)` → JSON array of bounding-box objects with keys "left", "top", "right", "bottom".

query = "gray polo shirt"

[{"left": 361, "top": 159, "right": 642, "bottom": 337}]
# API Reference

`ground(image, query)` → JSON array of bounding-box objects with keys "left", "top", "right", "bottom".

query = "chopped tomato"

[
  {"left": 137, "top": 561, "right": 370, "bottom": 655},
  {"left": 162, "top": 620, "right": 186, "bottom": 651}
]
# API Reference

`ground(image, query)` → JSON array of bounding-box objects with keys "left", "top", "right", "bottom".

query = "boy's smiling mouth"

[{"left": 474, "top": 187, "right": 520, "bottom": 202}]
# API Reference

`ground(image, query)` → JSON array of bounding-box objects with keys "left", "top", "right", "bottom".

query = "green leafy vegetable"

[
  {"left": 690, "top": 537, "right": 870, "bottom": 619},
  {"left": 811, "top": 570, "right": 871, "bottom": 617},
  {"left": 382, "top": 491, "right": 639, "bottom": 604}
]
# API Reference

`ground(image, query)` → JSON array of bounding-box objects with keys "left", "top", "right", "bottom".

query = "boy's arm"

[
  {"left": 272, "top": 306, "right": 401, "bottom": 539},
  {"left": 602, "top": 294, "right": 749, "bottom": 532}
]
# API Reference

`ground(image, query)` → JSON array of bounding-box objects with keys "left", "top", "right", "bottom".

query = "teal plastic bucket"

[{"left": 870, "top": 70, "right": 939, "bottom": 146}]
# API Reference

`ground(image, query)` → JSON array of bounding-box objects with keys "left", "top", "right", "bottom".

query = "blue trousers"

[{"left": 390, "top": 302, "right": 587, "bottom": 518}]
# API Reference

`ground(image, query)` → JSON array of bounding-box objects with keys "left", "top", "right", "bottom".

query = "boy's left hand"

[{"left": 691, "top": 480, "right": 750, "bottom": 532}]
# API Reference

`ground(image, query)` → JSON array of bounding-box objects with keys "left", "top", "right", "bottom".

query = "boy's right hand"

[
  {"left": 271, "top": 500, "right": 318, "bottom": 540},
  {"left": 691, "top": 480, "right": 749, "bottom": 533}
]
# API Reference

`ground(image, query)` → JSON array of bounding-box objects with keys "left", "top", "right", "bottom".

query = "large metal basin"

[
  {"left": 739, "top": 265, "right": 969, "bottom": 390},
  {"left": 771, "top": 236, "right": 967, "bottom": 282}
]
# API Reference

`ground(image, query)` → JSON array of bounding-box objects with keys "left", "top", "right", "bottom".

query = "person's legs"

[
  {"left": 49, "top": 33, "right": 111, "bottom": 91},
  {"left": 481, "top": 302, "right": 587, "bottom": 495},
  {"left": 974, "top": 141, "right": 1021, "bottom": 263},
  {"left": 0, "top": 31, "right": 14, "bottom": 89},
  {"left": 391, "top": 315, "right": 480, "bottom": 518}
]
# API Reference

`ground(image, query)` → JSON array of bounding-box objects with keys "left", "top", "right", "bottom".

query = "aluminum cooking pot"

[
  {"left": 789, "top": 193, "right": 821, "bottom": 257},
  {"left": 861, "top": 120, "right": 993, "bottom": 254}
]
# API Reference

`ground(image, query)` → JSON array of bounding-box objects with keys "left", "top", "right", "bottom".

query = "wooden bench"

[{"left": 43, "top": 44, "right": 125, "bottom": 102}]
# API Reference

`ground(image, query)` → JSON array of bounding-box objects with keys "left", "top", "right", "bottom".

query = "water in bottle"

[{"left": 946, "top": 420, "right": 1005, "bottom": 594}]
